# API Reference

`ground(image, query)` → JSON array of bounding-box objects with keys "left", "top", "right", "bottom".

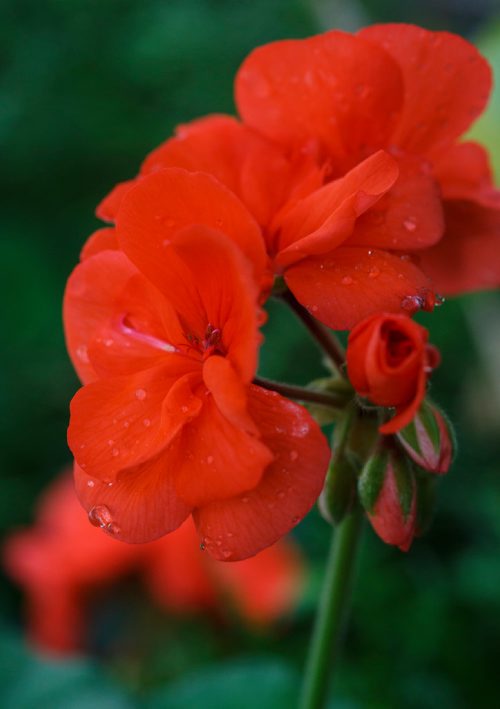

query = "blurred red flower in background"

[
  {"left": 346, "top": 313, "right": 440, "bottom": 433},
  {"left": 64, "top": 198, "right": 329, "bottom": 559},
  {"left": 3, "top": 473, "right": 305, "bottom": 655}
]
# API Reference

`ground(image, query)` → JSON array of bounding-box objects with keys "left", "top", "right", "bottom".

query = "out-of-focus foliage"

[{"left": 1, "top": 1, "right": 500, "bottom": 707}]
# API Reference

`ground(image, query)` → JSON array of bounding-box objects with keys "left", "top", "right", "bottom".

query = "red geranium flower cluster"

[
  {"left": 4, "top": 472, "right": 304, "bottom": 654},
  {"left": 65, "top": 24, "right": 499, "bottom": 557}
]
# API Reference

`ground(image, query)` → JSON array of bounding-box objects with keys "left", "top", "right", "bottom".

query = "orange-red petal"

[
  {"left": 74, "top": 456, "right": 192, "bottom": 544},
  {"left": 174, "top": 394, "right": 273, "bottom": 508},
  {"left": 419, "top": 200, "right": 500, "bottom": 295},
  {"left": 433, "top": 141, "right": 500, "bottom": 208},
  {"left": 236, "top": 31, "right": 403, "bottom": 169},
  {"left": 193, "top": 387, "right": 330, "bottom": 561},
  {"left": 285, "top": 247, "right": 433, "bottom": 330},
  {"left": 96, "top": 179, "right": 137, "bottom": 223},
  {"left": 68, "top": 361, "right": 200, "bottom": 481},
  {"left": 116, "top": 167, "right": 267, "bottom": 286},
  {"left": 360, "top": 24, "right": 492, "bottom": 157},
  {"left": 64, "top": 251, "right": 138, "bottom": 384},
  {"left": 276, "top": 151, "right": 398, "bottom": 268},
  {"left": 349, "top": 154, "right": 444, "bottom": 250},
  {"left": 80, "top": 228, "right": 119, "bottom": 261},
  {"left": 141, "top": 114, "right": 296, "bottom": 230}
]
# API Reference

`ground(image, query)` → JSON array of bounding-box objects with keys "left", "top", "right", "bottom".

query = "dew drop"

[
  {"left": 181, "top": 405, "right": 189, "bottom": 413},
  {"left": 107, "top": 439, "right": 114, "bottom": 446},
  {"left": 162, "top": 239, "right": 171, "bottom": 247},
  {"left": 221, "top": 549, "right": 232, "bottom": 559},
  {"left": 76, "top": 345, "right": 90, "bottom": 363},
  {"left": 290, "top": 450, "right": 299, "bottom": 462},
  {"left": 104, "top": 338, "right": 114, "bottom": 347},
  {"left": 111, "top": 448, "right": 120, "bottom": 457},
  {"left": 135, "top": 388, "right": 147, "bottom": 400},
  {"left": 403, "top": 216, "right": 417, "bottom": 232},
  {"left": 401, "top": 295, "right": 424, "bottom": 312},
  {"left": 311, "top": 305, "right": 319, "bottom": 312},
  {"left": 207, "top": 455, "right": 214, "bottom": 464},
  {"left": 88, "top": 505, "right": 112, "bottom": 528},
  {"left": 291, "top": 516, "right": 300, "bottom": 525},
  {"left": 87, "top": 480, "right": 95, "bottom": 488},
  {"left": 123, "top": 420, "right": 130, "bottom": 428},
  {"left": 368, "top": 267, "right": 380, "bottom": 279},
  {"left": 341, "top": 276, "right": 353, "bottom": 286},
  {"left": 106, "top": 522, "right": 121, "bottom": 535}
]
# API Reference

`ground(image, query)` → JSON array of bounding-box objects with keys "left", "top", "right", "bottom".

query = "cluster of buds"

[{"left": 319, "top": 313, "right": 455, "bottom": 551}]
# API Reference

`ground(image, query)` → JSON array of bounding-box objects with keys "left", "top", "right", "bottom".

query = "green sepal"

[
  {"left": 358, "top": 448, "right": 388, "bottom": 514},
  {"left": 319, "top": 455, "right": 357, "bottom": 526}
]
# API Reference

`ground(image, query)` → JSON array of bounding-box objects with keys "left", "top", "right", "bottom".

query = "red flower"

[
  {"left": 64, "top": 192, "right": 329, "bottom": 559},
  {"left": 235, "top": 24, "right": 500, "bottom": 301},
  {"left": 94, "top": 124, "right": 435, "bottom": 331},
  {"left": 346, "top": 313, "right": 440, "bottom": 433},
  {"left": 4, "top": 473, "right": 304, "bottom": 654}
]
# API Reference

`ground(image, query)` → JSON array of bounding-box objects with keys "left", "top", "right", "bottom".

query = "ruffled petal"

[
  {"left": 203, "top": 356, "right": 258, "bottom": 435},
  {"left": 80, "top": 228, "right": 119, "bottom": 261},
  {"left": 193, "top": 387, "right": 330, "bottom": 561},
  {"left": 360, "top": 24, "right": 492, "bottom": 157},
  {"left": 433, "top": 141, "right": 500, "bottom": 208},
  {"left": 141, "top": 114, "right": 298, "bottom": 230},
  {"left": 349, "top": 154, "right": 444, "bottom": 250},
  {"left": 68, "top": 362, "right": 200, "bottom": 481},
  {"left": 174, "top": 394, "right": 273, "bottom": 508},
  {"left": 236, "top": 31, "right": 403, "bottom": 169},
  {"left": 64, "top": 251, "right": 184, "bottom": 382},
  {"left": 96, "top": 179, "right": 137, "bottom": 223},
  {"left": 74, "top": 456, "right": 192, "bottom": 544},
  {"left": 285, "top": 247, "right": 433, "bottom": 330},
  {"left": 418, "top": 200, "right": 500, "bottom": 295},
  {"left": 64, "top": 251, "right": 138, "bottom": 384},
  {"left": 276, "top": 151, "right": 398, "bottom": 268},
  {"left": 116, "top": 167, "right": 267, "bottom": 286}
]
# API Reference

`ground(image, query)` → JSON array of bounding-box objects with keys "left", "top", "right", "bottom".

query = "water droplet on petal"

[
  {"left": 181, "top": 405, "right": 189, "bottom": 413},
  {"left": 143, "top": 418, "right": 151, "bottom": 427},
  {"left": 76, "top": 345, "right": 90, "bottom": 363},
  {"left": 135, "top": 389, "right": 146, "bottom": 400},
  {"left": 207, "top": 455, "right": 214, "bottom": 464},
  {"left": 403, "top": 216, "right": 417, "bottom": 232},
  {"left": 290, "top": 450, "right": 298, "bottom": 462},
  {"left": 401, "top": 295, "right": 424, "bottom": 312},
  {"left": 221, "top": 549, "right": 232, "bottom": 559},
  {"left": 162, "top": 239, "right": 171, "bottom": 247},
  {"left": 341, "top": 276, "right": 353, "bottom": 286},
  {"left": 111, "top": 448, "right": 120, "bottom": 457},
  {"left": 369, "top": 267, "right": 380, "bottom": 279},
  {"left": 87, "top": 480, "right": 95, "bottom": 488},
  {"left": 88, "top": 505, "right": 112, "bottom": 528},
  {"left": 291, "top": 516, "right": 300, "bottom": 525},
  {"left": 106, "top": 522, "right": 120, "bottom": 535}
]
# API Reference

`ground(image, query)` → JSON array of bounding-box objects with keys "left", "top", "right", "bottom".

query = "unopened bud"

[
  {"left": 319, "top": 455, "right": 357, "bottom": 526},
  {"left": 359, "top": 445, "right": 417, "bottom": 552},
  {"left": 396, "top": 400, "right": 454, "bottom": 474}
]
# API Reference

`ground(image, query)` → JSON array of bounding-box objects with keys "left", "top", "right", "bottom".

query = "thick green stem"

[{"left": 299, "top": 508, "right": 364, "bottom": 709}]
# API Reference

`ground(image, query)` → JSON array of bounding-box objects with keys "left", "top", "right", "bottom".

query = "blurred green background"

[{"left": 1, "top": 0, "right": 500, "bottom": 707}]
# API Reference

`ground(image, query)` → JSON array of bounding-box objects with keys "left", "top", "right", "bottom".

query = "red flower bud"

[
  {"left": 396, "top": 400, "right": 454, "bottom": 474},
  {"left": 347, "top": 313, "right": 439, "bottom": 434},
  {"left": 359, "top": 446, "right": 417, "bottom": 551}
]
